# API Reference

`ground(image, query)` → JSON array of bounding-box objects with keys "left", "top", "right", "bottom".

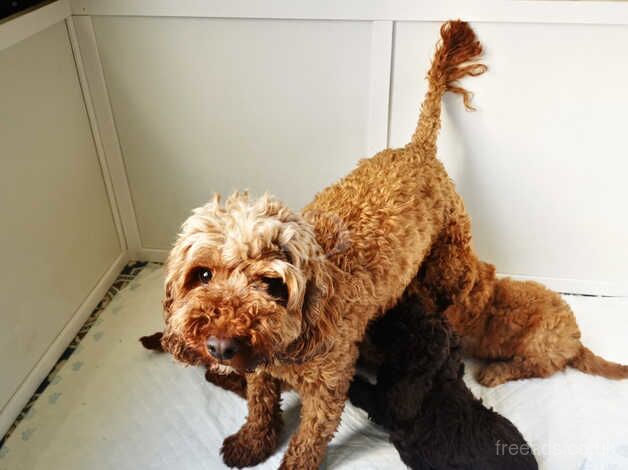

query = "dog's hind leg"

[{"left": 477, "top": 355, "right": 569, "bottom": 387}]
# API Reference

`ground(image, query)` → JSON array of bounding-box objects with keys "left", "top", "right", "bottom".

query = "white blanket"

[{"left": 1, "top": 264, "right": 627, "bottom": 469}]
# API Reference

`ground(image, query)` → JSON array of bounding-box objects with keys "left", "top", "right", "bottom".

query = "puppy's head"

[{"left": 160, "top": 192, "right": 333, "bottom": 372}]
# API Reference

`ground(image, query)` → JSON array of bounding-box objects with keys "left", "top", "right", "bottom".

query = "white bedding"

[{"left": 1, "top": 264, "right": 627, "bottom": 470}]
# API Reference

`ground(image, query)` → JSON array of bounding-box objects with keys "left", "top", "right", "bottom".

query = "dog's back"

[
  {"left": 351, "top": 300, "right": 538, "bottom": 470},
  {"left": 301, "top": 21, "right": 487, "bottom": 313}
]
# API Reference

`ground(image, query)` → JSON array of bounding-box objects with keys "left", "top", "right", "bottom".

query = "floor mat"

[
  {"left": 0, "top": 264, "right": 627, "bottom": 469},
  {"left": 0, "top": 261, "right": 148, "bottom": 450}
]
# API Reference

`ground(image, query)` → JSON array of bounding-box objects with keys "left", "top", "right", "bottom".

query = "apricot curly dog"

[
  {"left": 158, "top": 20, "right": 486, "bottom": 469},
  {"left": 405, "top": 201, "right": 628, "bottom": 386},
  {"left": 351, "top": 298, "right": 538, "bottom": 470}
]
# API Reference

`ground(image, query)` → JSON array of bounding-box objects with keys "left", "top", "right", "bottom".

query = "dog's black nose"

[{"left": 207, "top": 336, "right": 239, "bottom": 361}]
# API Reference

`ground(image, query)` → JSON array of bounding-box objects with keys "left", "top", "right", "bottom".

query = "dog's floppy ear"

[
  {"left": 280, "top": 258, "right": 340, "bottom": 363},
  {"left": 162, "top": 249, "right": 186, "bottom": 321},
  {"left": 163, "top": 277, "right": 175, "bottom": 320},
  {"left": 304, "top": 257, "right": 337, "bottom": 332}
]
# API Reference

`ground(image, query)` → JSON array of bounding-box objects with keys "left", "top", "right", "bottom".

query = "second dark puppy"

[{"left": 350, "top": 299, "right": 538, "bottom": 470}]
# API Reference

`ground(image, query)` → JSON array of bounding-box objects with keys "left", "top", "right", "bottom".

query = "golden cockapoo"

[
  {"left": 159, "top": 20, "right": 487, "bottom": 470},
  {"left": 407, "top": 257, "right": 628, "bottom": 386}
]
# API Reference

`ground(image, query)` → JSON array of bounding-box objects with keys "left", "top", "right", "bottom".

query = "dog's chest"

[
  {"left": 266, "top": 357, "right": 348, "bottom": 394},
  {"left": 267, "top": 362, "right": 322, "bottom": 390}
]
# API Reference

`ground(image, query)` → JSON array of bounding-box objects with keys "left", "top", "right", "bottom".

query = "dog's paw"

[
  {"left": 139, "top": 332, "right": 164, "bottom": 351},
  {"left": 477, "top": 363, "right": 509, "bottom": 387},
  {"left": 221, "top": 426, "right": 277, "bottom": 468}
]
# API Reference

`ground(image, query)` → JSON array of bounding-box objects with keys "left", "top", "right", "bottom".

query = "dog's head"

[{"left": 160, "top": 192, "right": 336, "bottom": 372}]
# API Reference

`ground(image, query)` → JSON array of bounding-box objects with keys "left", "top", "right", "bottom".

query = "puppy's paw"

[
  {"left": 477, "top": 363, "right": 509, "bottom": 387},
  {"left": 139, "top": 332, "right": 164, "bottom": 351},
  {"left": 221, "top": 426, "right": 278, "bottom": 468},
  {"left": 205, "top": 370, "right": 248, "bottom": 399}
]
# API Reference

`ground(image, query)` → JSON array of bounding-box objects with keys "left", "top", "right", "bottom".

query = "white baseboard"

[
  {"left": 499, "top": 273, "right": 627, "bottom": 298},
  {"left": 0, "top": 251, "right": 129, "bottom": 437},
  {"left": 137, "top": 248, "right": 169, "bottom": 263}
]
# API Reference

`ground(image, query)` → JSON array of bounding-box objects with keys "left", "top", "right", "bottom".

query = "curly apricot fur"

[{"left": 161, "top": 20, "right": 488, "bottom": 469}]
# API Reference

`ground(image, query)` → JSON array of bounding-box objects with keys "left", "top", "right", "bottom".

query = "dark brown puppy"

[
  {"left": 351, "top": 299, "right": 538, "bottom": 470},
  {"left": 407, "top": 260, "right": 628, "bottom": 387}
]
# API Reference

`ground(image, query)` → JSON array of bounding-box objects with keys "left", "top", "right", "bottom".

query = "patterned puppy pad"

[{"left": 0, "top": 263, "right": 627, "bottom": 469}]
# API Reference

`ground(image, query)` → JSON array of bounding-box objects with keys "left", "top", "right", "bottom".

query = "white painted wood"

[
  {"left": 70, "top": 0, "right": 628, "bottom": 25},
  {"left": 91, "top": 16, "right": 372, "bottom": 249},
  {"left": 0, "top": 21, "right": 123, "bottom": 426},
  {"left": 502, "top": 274, "right": 627, "bottom": 299},
  {"left": 0, "top": 252, "right": 128, "bottom": 437},
  {"left": 389, "top": 21, "right": 628, "bottom": 296},
  {"left": 65, "top": 17, "right": 127, "bottom": 252},
  {"left": 22, "top": 0, "right": 628, "bottom": 442},
  {"left": 72, "top": 16, "right": 142, "bottom": 257},
  {"left": 366, "top": 20, "right": 394, "bottom": 155},
  {"left": 137, "top": 248, "right": 169, "bottom": 264},
  {"left": 0, "top": 0, "right": 70, "bottom": 52}
]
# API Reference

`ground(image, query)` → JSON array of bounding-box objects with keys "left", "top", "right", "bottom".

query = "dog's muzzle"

[{"left": 207, "top": 336, "right": 240, "bottom": 361}]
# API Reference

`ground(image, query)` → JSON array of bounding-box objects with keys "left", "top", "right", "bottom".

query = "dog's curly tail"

[
  {"left": 411, "top": 20, "right": 487, "bottom": 152},
  {"left": 569, "top": 345, "right": 628, "bottom": 379}
]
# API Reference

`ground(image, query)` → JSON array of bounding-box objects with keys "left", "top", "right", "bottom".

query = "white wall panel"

[
  {"left": 390, "top": 21, "right": 628, "bottom": 294},
  {"left": 91, "top": 17, "right": 372, "bottom": 249},
  {"left": 0, "top": 22, "right": 121, "bottom": 412}
]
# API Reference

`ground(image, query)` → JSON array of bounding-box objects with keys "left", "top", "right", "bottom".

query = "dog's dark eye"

[
  {"left": 261, "top": 276, "right": 289, "bottom": 306},
  {"left": 196, "top": 268, "right": 213, "bottom": 284}
]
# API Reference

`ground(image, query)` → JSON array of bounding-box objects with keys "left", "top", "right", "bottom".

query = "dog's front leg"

[
  {"left": 221, "top": 371, "right": 282, "bottom": 467},
  {"left": 279, "top": 382, "right": 348, "bottom": 470}
]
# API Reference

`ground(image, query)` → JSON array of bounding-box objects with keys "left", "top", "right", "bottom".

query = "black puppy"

[{"left": 350, "top": 299, "right": 538, "bottom": 470}]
